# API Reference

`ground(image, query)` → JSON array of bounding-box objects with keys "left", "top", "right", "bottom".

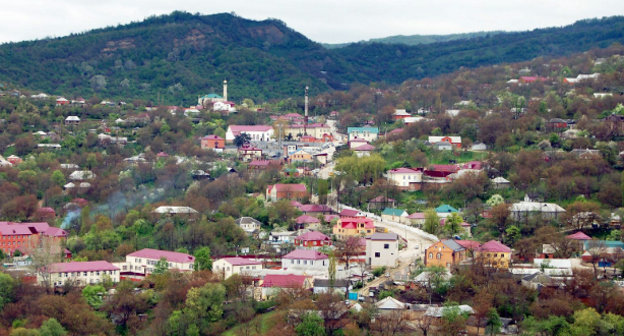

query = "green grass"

[
  {"left": 427, "top": 150, "right": 489, "bottom": 165},
  {"left": 221, "top": 311, "right": 277, "bottom": 336}
]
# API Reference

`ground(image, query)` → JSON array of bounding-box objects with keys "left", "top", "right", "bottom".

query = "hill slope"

[
  {"left": 322, "top": 31, "right": 505, "bottom": 49},
  {"left": 0, "top": 12, "right": 623, "bottom": 104}
]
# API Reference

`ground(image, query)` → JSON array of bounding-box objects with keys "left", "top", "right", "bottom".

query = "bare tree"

[
  {"left": 586, "top": 240, "right": 608, "bottom": 279},
  {"left": 31, "top": 236, "right": 62, "bottom": 291},
  {"left": 413, "top": 314, "right": 435, "bottom": 336},
  {"left": 335, "top": 236, "right": 364, "bottom": 269},
  {"left": 370, "top": 311, "right": 410, "bottom": 336}
]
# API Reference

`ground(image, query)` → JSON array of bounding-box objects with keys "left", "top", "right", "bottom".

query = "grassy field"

[
  {"left": 221, "top": 311, "right": 277, "bottom": 336},
  {"left": 427, "top": 150, "right": 489, "bottom": 165}
]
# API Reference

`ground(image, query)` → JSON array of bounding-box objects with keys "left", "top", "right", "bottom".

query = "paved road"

[{"left": 330, "top": 203, "right": 439, "bottom": 296}]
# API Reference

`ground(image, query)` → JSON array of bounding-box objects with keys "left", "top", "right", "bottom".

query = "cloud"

[{"left": 0, "top": 0, "right": 623, "bottom": 44}]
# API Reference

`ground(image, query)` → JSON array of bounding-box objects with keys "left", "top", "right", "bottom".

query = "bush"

[{"left": 372, "top": 267, "right": 386, "bottom": 277}]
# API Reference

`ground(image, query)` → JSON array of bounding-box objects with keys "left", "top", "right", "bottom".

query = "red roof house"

[
  {"left": 262, "top": 274, "right": 310, "bottom": 288},
  {"left": 200, "top": 135, "right": 225, "bottom": 151},
  {"left": 477, "top": 240, "right": 511, "bottom": 252},
  {"left": 566, "top": 231, "right": 591, "bottom": 240},
  {"left": 294, "top": 231, "right": 332, "bottom": 248},
  {"left": 298, "top": 204, "right": 332, "bottom": 214}
]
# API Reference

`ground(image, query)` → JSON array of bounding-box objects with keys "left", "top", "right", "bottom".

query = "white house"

[
  {"left": 428, "top": 136, "right": 462, "bottom": 148},
  {"left": 236, "top": 217, "right": 262, "bottom": 234},
  {"left": 214, "top": 101, "right": 236, "bottom": 113},
  {"left": 353, "top": 143, "right": 375, "bottom": 157},
  {"left": 213, "top": 257, "right": 263, "bottom": 279},
  {"left": 387, "top": 167, "right": 422, "bottom": 190},
  {"left": 366, "top": 233, "right": 399, "bottom": 268},
  {"left": 123, "top": 248, "right": 195, "bottom": 275},
  {"left": 152, "top": 206, "right": 199, "bottom": 215},
  {"left": 281, "top": 249, "right": 329, "bottom": 273},
  {"left": 39, "top": 261, "right": 120, "bottom": 287},
  {"left": 69, "top": 170, "right": 95, "bottom": 181},
  {"left": 510, "top": 195, "right": 566, "bottom": 221},
  {"left": 347, "top": 127, "right": 379, "bottom": 142},
  {"left": 226, "top": 125, "right": 274, "bottom": 142}
]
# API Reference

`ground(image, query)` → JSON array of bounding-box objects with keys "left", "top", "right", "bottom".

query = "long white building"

[{"left": 39, "top": 261, "right": 120, "bottom": 287}]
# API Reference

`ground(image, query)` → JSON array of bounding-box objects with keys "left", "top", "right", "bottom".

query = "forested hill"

[
  {"left": 0, "top": 12, "right": 623, "bottom": 104},
  {"left": 0, "top": 11, "right": 348, "bottom": 104},
  {"left": 333, "top": 16, "right": 624, "bottom": 84},
  {"left": 322, "top": 31, "right": 505, "bottom": 49}
]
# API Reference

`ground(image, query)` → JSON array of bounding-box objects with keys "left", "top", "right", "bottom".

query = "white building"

[
  {"left": 226, "top": 125, "right": 274, "bottom": 142},
  {"left": 366, "top": 233, "right": 399, "bottom": 268},
  {"left": 39, "top": 261, "right": 120, "bottom": 287},
  {"left": 213, "top": 257, "right": 263, "bottom": 279},
  {"left": 347, "top": 127, "right": 379, "bottom": 142},
  {"left": 152, "top": 206, "right": 199, "bottom": 215},
  {"left": 236, "top": 217, "right": 262, "bottom": 234},
  {"left": 281, "top": 249, "right": 329, "bottom": 273},
  {"left": 510, "top": 195, "right": 566, "bottom": 221},
  {"left": 123, "top": 248, "right": 195, "bottom": 275},
  {"left": 69, "top": 170, "right": 95, "bottom": 181},
  {"left": 213, "top": 101, "right": 236, "bottom": 113},
  {"left": 387, "top": 167, "right": 422, "bottom": 189}
]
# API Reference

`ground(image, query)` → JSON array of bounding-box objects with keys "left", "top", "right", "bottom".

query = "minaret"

[
  {"left": 223, "top": 80, "right": 228, "bottom": 101},
  {"left": 304, "top": 86, "right": 309, "bottom": 136}
]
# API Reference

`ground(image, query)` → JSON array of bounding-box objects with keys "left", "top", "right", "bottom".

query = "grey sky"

[{"left": 1, "top": 0, "right": 623, "bottom": 44}]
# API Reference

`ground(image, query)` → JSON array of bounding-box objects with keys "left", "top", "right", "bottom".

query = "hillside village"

[{"left": 2, "top": 36, "right": 624, "bottom": 335}]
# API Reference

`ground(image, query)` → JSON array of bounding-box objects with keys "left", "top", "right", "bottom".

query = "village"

[{"left": 1, "top": 41, "right": 624, "bottom": 335}]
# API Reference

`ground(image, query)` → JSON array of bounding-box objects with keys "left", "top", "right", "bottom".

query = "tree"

[
  {"left": 295, "top": 313, "right": 326, "bottom": 336},
  {"left": 423, "top": 208, "right": 440, "bottom": 235},
  {"left": 439, "top": 304, "right": 469, "bottom": 336},
  {"left": 485, "top": 308, "right": 501, "bottom": 336},
  {"left": 102, "top": 281, "right": 149, "bottom": 330},
  {"left": 570, "top": 307, "right": 601, "bottom": 336},
  {"left": 370, "top": 311, "right": 409, "bottom": 336},
  {"left": 328, "top": 251, "right": 336, "bottom": 290},
  {"left": 184, "top": 282, "right": 226, "bottom": 329},
  {"left": 489, "top": 203, "right": 510, "bottom": 235},
  {"left": 443, "top": 212, "right": 463, "bottom": 237},
  {"left": 0, "top": 272, "right": 16, "bottom": 310},
  {"left": 234, "top": 133, "right": 251, "bottom": 147},
  {"left": 335, "top": 236, "right": 363, "bottom": 269},
  {"left": 193, "top": 247, "right": 212, "bottom": 271},
  {"left": 564, "top": 200, "right": 601, "bottom": 231},
  {"left": 335, "top": 154, "right": 386, "bottom": 185},
  {"left": 38, "top": 318, "right": 67, "bottom": 336},
  {"left": 486, "top": 194, "right": 504, "bottom": 207},
  {"left": 50, "top": 170, "right": 66, "bottom": 187},
  {"left": 423, "top": 266, "right": 448, "bottom": 304},
  {"left": 82, "top": 285, "right": 105, "bottom": 309},
  {"left": 472, "top": 290, "right": 493, "bottom": 336}
]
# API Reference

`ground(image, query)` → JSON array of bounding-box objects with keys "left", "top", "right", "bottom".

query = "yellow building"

[
  {"left": 285, "top": 123, "right": 332, "bottom": 140},
  {"left": 474, "top": 240, "right": 511, "bottom": 269},
  {"left": 288, "top": 149, "right": 313, "bottom": 163},
  {"left": 332, "top": 217, "right": 375, "bottom": 239}
]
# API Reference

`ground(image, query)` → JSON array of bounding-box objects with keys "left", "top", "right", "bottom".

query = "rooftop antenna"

[{"left": 304, "top": 86, "right": 309, "bottom": 136}]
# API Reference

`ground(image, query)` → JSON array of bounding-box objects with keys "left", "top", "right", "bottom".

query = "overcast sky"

[{"left": 1, "top": 1, "right": 623, "bottom": 44}]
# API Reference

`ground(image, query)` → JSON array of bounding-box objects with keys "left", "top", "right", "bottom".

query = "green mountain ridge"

[
  {"left": 322, "top": 31, "right": 506, "bottom": 49},
  {"left": 0, "top": 12, "right": 623, "bottom": 104}
]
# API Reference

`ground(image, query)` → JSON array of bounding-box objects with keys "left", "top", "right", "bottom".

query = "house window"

[
  {"left": 429, "top": 253, "right": 433, "bottom": 259},
  {"left": 375, "top": 252, "right": 380, "bottom": 258},
  {"left": 384, "top": 244, "right": 389, "bottom": 249},
  {"left": 436, "top": 253, "right": 442, "bottom": 259}
]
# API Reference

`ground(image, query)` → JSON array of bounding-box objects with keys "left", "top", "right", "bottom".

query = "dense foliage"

[{"left": 0, "top": 12, "right": 623, "bottom": 104}]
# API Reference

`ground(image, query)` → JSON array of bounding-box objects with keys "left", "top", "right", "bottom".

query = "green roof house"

[
  {"left": 381, "top": 208, "right": 409, "bottom": 223},
  {"left": 436, "top": 204, "right": 458, "bottom": 213}
]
